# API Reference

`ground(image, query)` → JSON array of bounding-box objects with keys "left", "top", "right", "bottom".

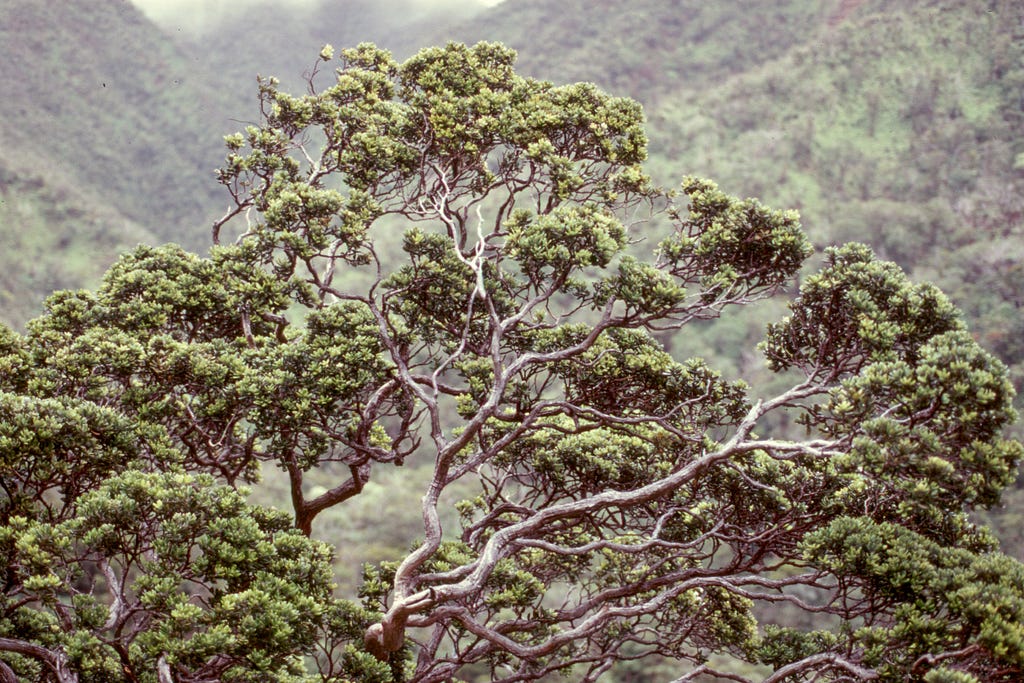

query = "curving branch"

[{"left": 0, "top": 638, "right": 78, "bottom": 683}]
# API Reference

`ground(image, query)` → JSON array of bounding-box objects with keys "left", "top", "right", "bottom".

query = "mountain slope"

[
  {"left": 0, "top": 0, "right": 249, "bottom": 327},
  {"left": 444, "top": 0, "right": 852, "bottom": 105},
  {"left": 0, "top": 161, "right": 155, "bottom": 329},
  {"left": 0, "top": 0, "right": 236, "bottom": 250},
  {"left": 645, "top": 0, "right": 1024, "bottom": 379}
]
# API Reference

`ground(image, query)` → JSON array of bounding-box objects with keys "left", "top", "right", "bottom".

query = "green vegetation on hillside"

[
  {"left": 166, "top": 0, "right": 484, "bottom": 92},
  {"left": 449, "top": 0, "right": 842, "bottom": 105},
  {"left": 0, "top": 163, "right": 155, "bottom": 329},
  {"left": 0, "top": 0, "right": 233, "bottom": 248},
  {"left": 645, "top": 0, "right": 1024, "bottom": 392}
]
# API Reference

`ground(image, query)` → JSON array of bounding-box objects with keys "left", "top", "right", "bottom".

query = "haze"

[{"left": 132, "top": 0, "right": 504, "bottom": 30}]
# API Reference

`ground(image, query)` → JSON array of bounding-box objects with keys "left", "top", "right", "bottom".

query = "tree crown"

[{"left": 1, "top": 42, "right": 1021, "bottom": 683}]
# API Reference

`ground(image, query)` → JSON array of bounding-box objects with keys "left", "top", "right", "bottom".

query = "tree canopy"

[{"left": 2, "top": 42, "right": 1023, "bottom": 683}]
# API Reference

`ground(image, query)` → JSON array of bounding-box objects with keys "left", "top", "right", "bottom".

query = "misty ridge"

[
  {"left": 128, "top": 0, "right": 501, "bottom": 148},
  {"left": 133, "top": 0, "right": 495, "bottom": 62},
  {"left": 134, "top": 0, "right": 503, "bottom": 31}
]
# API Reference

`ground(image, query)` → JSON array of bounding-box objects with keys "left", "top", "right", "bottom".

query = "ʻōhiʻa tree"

[{"left": 1, "top": 42, "right": 1022, "bottom": 683}]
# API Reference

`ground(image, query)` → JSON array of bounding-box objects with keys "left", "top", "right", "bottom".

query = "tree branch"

[{"left": 0, "top": 638, "right": 77, "bottom": 683}]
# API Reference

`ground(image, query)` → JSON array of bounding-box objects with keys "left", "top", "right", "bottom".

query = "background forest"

[{"left": 1, "top": 0, "right": 1022, "bottom": 677}]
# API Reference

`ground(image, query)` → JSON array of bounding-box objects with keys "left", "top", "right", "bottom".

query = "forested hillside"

[
  {"left": 647, "top": 0, "right": 1024, "bottom": 396},
  {"left": 0, "top": 0, "right": 234, "bottom": 326},
  {"left": 446, "top": 0, "right": 841, "bottom": 105}
]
